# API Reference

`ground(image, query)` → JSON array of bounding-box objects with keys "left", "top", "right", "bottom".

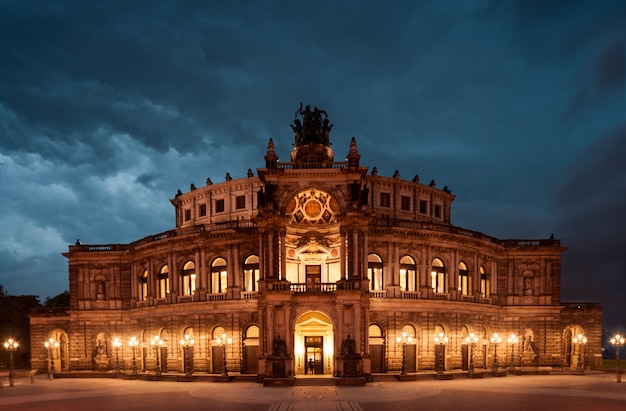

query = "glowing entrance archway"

[{"left": 294, "top": 311, "right": 334, "bottom": 375}]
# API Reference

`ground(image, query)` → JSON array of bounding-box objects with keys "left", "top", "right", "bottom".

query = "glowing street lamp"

[
  {"left": 128, "top": 336, "right": 139, "bottom": 376},
  {"left": 396, "top": 331, "right": 413, "bottom": 376},
  {"left": 216, "top": 333, "right": 232, "bottom": 377},
  {"left": 180, "top": 334, "right": 195, "bottom": 377},
  {"left": 112, "top": 337, "right": 122, "bottom": 376},
  {"left": 150, "top": 336, "right": 163, "bottom": 376},
  {"left": 465, "top": 333, "right": 479, "bottom": 374},
  {"left": 490, "top": 333, "right": 502, "bottom": 374},
  {"left": 507, "top": 334, "right": 518, "bottom": 373},
  {"left": 434, "top": 332, "right": 448, "bottom": 376},
  {"left": 3, "top": 338, "right": 19, "bottom": 387},
  {"left": 44, "top": 338, "right": 59, "bottom": 380},
  {"left": 573, "top": 333, "right": 587, "bottom": 371},
  {"left": 610, "top": 333, "right": 624, "bottom": 383}
]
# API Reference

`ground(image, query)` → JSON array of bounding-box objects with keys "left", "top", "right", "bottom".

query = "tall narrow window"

[
  {"left": 236, "top": 195, "right": 246, "bottom": 209},
  {"left": 458, "top": 262, "right": 469, "bottom": 295},
  {"left": 400, "top": 255, "right": 417, "bottom": 292},
  {"left": 157, "top": 265, "right": 169, "bottom": 298},
  {"left": 211, "top": 257, "right": 228, "bottom": 294},
  {"left": 181, "top": 261, "right": 196, "bottom": 296},
  {"left": 419, "top": 199, "right": 428, "bottom": 214},
  {"left": 215, "top": 199, "right": 225, "bottom": 213},
  {"left": 380, "top": 193, "right": 391, "bottom": 208},
  {"left": 139, "top": 269, "right": 148, "bottom": 301},
  {"left": 367, "top": 254, "right": 384, "bottom": 291},
  {"left": 199, "top": 204, "right": 207, "bottom": 217},
  {"left": 480, "top": 266, "right": 489, "bottom": 298},
  {"left": 431, "top": 258, "right": 446, "bottom": 293},
  {"left": 243, "top": 255, "right": 259, "bottom": 292},
  {"left": 400, "top": 195, "right": 411, "bottom": 211}
]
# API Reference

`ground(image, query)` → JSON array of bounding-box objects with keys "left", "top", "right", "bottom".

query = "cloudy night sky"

[{"left": 1, "top": 1, "right": 624, "bottom": 330}]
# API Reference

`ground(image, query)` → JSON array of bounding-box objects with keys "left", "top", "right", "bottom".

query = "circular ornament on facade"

[
  {"left": 304, "top": 199, "right": 323, "bottom": 218},
  {"left": 288, "top": 249, "right": 295, "bottom": 258},
  {"left": 286, "top": 189, "right": 339, "bottom": 225},
  {"left": 286, "top": 198, "right": 297, "bottom": 214},
  {"left": 331, "top": 248, "right": 339, "bottom": 257}
]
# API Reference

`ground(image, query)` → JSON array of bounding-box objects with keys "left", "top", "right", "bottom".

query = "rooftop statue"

[{"left": 291, "top": 102, "right": 333, "bottom": 146}]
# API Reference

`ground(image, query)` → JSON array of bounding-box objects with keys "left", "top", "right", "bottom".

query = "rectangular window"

[
  {"left": 235, "top": 195, "right": 246, "bottom": 209},
  {"left": 400, "top": 195, "right": 411, "bottom": 211},
  {"left": 419, "top": 200, "right": 428, "bottom": 214},
  {"left": 434, "top": 204, "right": 442, "bottom": 218},
  {"left": 184, "top": 209, "right": 191, "bottom": 221},
  {"left": 215, "top": 199, "right": 225, "bottom": 213},
  {"left": 380, "top": 192, "right": 391, "bottom": 208},
  {"left": 199, "top": 204, "right": 207, "bottom": 217}
]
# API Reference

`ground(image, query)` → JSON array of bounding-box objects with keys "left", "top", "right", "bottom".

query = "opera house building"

[{"left": 30, "top": 105, "right": 602, "bottom": 382}]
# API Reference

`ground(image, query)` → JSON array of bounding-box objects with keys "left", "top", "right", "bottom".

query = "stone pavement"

[{"left": 1, "top": 372, "right": 625, "bottom": 411}]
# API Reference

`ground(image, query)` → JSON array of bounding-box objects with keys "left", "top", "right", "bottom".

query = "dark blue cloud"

[{"left": 1, "top": 0, "right": 624, "bottom": 329}]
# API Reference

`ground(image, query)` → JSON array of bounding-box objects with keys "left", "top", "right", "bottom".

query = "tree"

[
  {"left": 44, "top": 291, "right": 69, "bottom": 307},
  {"left": 0, "top": 288, "right": 40, "bottom": 368}
]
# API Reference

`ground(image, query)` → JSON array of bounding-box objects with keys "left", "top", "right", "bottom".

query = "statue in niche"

[
  {"left": 341, "top": 334, "right": 356, "bottom": 357},
  {"left": 523, "top": 330, "right": 535, "bottom": 353},
  {"left": 524, "top": 275, "right": 533, "bottom": 295},
  {"left": 96, "top": 280, "right": 106, "bottom": 300},
  {"left": 340, "top": 334, "right": 362, "bottom": 378},
  {"left": 272, "top": 335, "right": 287, "bottom": 358},
  {"left": 92, "top": 333, "right": 109, "bottom": 370}
]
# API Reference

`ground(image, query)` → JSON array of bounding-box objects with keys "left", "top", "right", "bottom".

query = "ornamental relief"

[{"left": 286, "top": 189, "right": 340, "bottom": 225}]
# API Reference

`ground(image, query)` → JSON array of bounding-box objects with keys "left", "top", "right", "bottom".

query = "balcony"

[
  {"left": 290, "top": 283, "right": 337, "bottom": 293},
  {"left": 370, "top": 290, "right": 387, "bottom": 299},
  {"left": 401, "top": 291, "right": 420, "bottom": 299}
]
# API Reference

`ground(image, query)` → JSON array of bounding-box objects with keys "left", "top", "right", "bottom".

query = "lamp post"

[
  {"left": 465, "top": 333, "right": 478, "bottom": 374},
  {"left": 3, "top": 338, "right": 18, "bottom": 387},
  {"left": 112, "top": 337, "right": 121, "bottom": 376},
  {"left": 44, "top": 338, "right": 59, "bottom": 380},
  {"left": 180, "top": 334, "right": 195, "bottom": 377},
  {"left": 129, "top": 337, "right": 139, "bottom": 376},
  {"left": 490, "top": 333, "right": 502, "bottom": 374},
  {"left": 573, "top": 333, "right": 587, "bottom": 371},
  {"left": 216, "top": 333, "right": 232, "bottom": 377},
  {"left": 434, "top": 332, "right": 448, "bottom": 376},
  {"left": 396, "top": 331, "right": 413, "bottom": 376},
  {"left": 507, "top": 334, "right": 518, "bottom": 373},
  {"left": 610, "top": 334, "right": 624, "bottom": 383},
  {"left": 150, "top": 336, "right": 163, "bottom": 376}
]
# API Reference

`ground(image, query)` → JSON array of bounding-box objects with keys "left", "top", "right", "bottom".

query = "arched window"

[
  {"left": 399, "top": 255, "right": 417, "bottom": 292},
  {"left": 480, "top": 266, "right": 489, "bottom": 298},
  {"left": 367, "top": 254, "right": 384, "bottom": 291},
  {"left": 211, "top": 257, "right": 228, "bottom": 294},
  {"left": 243, "top": 255, "right": 259, "bottom": 292},
  {"left": 458, "top": 262, "right": 469, "bottom": 295},
  {"left": 139, "top": 269, "right": 148, "bottom": 301},
  {"left": 431, "top": 258, "right": 446, "bottom": 293},
  {"left": 181, "top": 261, "right": 196, "bottom": 296},
  {"left": 157, "top": 265, "right": 169, "bottom": 299},
  {"left": 213, "top": 326, "right": 226, "bottom": 341},
  {"left": 402, "top": 324, "right": 416, "bottom": 338}
]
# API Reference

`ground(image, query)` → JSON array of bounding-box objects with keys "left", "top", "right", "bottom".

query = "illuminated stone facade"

[{"left": 30, "top": 106, "right": 602, "bottom": 380}]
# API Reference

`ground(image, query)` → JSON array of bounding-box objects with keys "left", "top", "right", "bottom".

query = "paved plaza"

[{"left": 1, "top": 372, "right": 625, "bottom": 411}]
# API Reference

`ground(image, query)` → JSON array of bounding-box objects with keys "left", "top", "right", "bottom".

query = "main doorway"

[
  {"left": 294, "top": 311, "right": 334, "bottom": 375},
  {"left": 305, "top": 336, "right": 324, "bottom": 374}
]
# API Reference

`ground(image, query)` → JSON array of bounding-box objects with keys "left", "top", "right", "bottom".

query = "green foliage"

[
  {"left": 0, "top": 288, "right": 41, "bottom": 369},
  {"left": 44, "top": 291, "right": 70, "bottom": 307}
]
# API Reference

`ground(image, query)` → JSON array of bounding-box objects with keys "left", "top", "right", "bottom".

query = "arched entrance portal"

[{"left": 294, "top": 311, "right": 334, "bottom": 375}]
